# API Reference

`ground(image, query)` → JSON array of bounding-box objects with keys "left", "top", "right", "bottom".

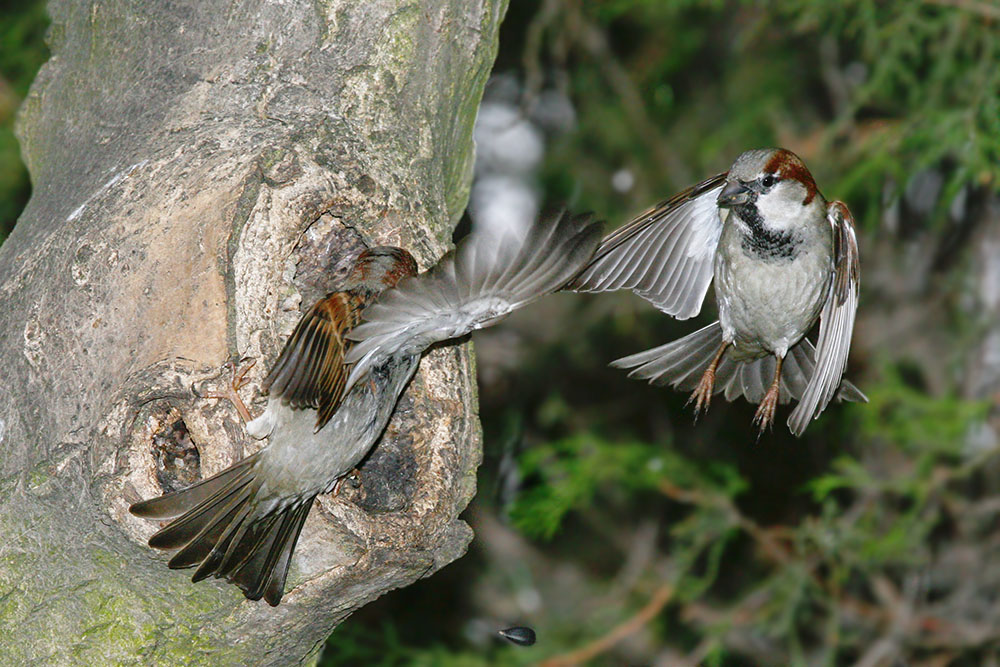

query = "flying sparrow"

[
  {"left": 569, "top": 148, "right": 866, "bottom": 435},
  {"left": 130, "top": 212, "right": 602, "bottom": 605}
]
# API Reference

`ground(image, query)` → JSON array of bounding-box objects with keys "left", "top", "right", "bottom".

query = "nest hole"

[{"left": 150, "top": 415, "right": 201, "bottom": 494}]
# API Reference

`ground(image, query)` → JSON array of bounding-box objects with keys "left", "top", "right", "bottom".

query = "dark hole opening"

[{"left": 151, "top": 417, "right": 201, "bottom": 494}]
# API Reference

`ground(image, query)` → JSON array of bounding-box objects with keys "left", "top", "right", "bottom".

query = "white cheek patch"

[{"left": 755, "top": 182, "right": 806, "bottom": 231}]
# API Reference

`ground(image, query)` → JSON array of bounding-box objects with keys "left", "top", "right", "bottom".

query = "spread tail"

[
  {"left": 130, "top": 453, "right": 313, "bottom": 606},
  {"left": 611, "top": 321, "right": 865, "bottom": 431}
]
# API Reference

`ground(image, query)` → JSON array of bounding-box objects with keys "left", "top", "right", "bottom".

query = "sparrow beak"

[{"left": 717, "top": 181, "right": 751, "bottom": 208}]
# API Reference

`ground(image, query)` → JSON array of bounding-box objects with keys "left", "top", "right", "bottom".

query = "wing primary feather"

[
  {"left": 275, "top": 316, "right": 320, "bottom": 406},
  {"left": 294, "top": 319, "right": 325, "bottom": 407},
  {"left": 787, "top": 202, "right": 862, "bottom": 435},
  {"left": 568, "top": 173, "right": 726, "bottom": 319},
  {"left": 265, "top": 310, "right": 317, "bottom": 399},
  {"left": 342, "top": 212, "right": 601, "bottom": 391}
]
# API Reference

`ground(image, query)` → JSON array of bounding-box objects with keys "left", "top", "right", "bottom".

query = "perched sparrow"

[
  {"left": 570, "top": 148, "right": 866, "bottom": 435},
  {"left": 130, "top": 212, "right": 602, "bottom": 605}
]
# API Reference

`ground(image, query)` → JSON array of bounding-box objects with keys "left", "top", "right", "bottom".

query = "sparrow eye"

[{"left": 761, "top": 174, "right": 777, "bottom": 188}]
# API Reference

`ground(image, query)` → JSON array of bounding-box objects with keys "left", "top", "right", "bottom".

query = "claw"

[
  {"left": 752, "top": 356, "right": 784, "bottom": 437},
  {"left": 231, "top": 357, "right": 257, "bottom": 392},
  {"left": 687, "top": 367, "right": 716, "bottom": 419},
  {"left": 686, "top": 341, "right": 729, "bottom": 422},
  {"left": 753, "top": 385, "right": 779, "bottom": 434},
  {"left": 199, "top": 357, "right": 258, "bottom": 423}
]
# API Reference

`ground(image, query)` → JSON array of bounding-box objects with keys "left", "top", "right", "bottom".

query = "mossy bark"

[{"left": 0, "top": 0, "right": 504, "bottom": 663}]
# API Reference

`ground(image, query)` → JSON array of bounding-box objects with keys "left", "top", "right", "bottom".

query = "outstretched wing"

[
  {"left": 344, "top": 212, "right": 603, "bottom": 390},
  {"left": 567, "top": 172, "right": 727, "bottom": 320},
  {"left": 787, "top": 201, "right": 865, "bottom": 435},
  {"left": 262, "top": 291, "right": 366, "bottom": 431}
]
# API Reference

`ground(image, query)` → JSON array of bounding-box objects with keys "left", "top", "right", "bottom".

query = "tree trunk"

[{"left": 0, "top": 0, "right": 504, "bottom": 663}]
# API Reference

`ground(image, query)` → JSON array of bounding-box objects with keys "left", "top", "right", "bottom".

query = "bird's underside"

[{"left": 574, "top": 148, "right": 866, "bottom": 435}]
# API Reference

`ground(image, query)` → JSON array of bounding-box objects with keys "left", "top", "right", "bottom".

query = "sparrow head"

[
  {"left": 346, "top": 246, "right": 418, "bottom": 292},
  {"left": 717, "top": 148, "right": 823, "bottom": 231}
]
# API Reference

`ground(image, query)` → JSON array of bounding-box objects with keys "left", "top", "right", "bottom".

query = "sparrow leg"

[
  {"left": 753, "top": 356, "right": 784, "bottom": 433},
  {"left": 198, "top": 357, "right": 257, "bottom": 423},
  {"left": 687, "top": 342, "right": 730, "bottom": 417}
]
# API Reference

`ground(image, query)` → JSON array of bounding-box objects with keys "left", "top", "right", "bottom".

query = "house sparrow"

[
  {"left": 569, "top": 148, "right": 866, "bottom": 435},
  {"left": 130, "top": 212, "right": 602, "bottom": 605}
]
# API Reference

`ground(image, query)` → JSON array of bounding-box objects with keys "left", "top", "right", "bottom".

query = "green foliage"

[
  {"left": 778, "top": 0, "right": 1000, "bottom": 217},
  {"left": 509, "top": 434, "right": 745, "bottom": 540},
  {"left": 0, "top": 3, "right": 50, "bottom": 98},
  {"left": 497, "top": 361, "right": 997, "bottom": 662},
  {"left": 810, "top": 365, "right": 989, "bottom": 502},
  {"left": 0, "top": 0, "right": 49, "bottom": 243}
]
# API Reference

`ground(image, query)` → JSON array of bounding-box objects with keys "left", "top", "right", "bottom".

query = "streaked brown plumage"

[
  {"left": 130, "top": 213, "right": 602, "bottom": 605},
  {"left": 130, "top": 246, "right": 416, "bottom": 605},
  {"left": 262, "top": 248, "right": 417, "bottom": 431}
]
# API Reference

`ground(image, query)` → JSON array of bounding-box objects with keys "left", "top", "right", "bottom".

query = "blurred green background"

[
  {"left": 0, "top": 1, "right": 48, "bottom": 243},
  {"left": 4, "top": 1, "right": 1000, "bottom": 665}
]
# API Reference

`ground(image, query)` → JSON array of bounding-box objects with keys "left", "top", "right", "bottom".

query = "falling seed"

[{"left": 499, "top": 626, "right": 536, "bottom": 646}]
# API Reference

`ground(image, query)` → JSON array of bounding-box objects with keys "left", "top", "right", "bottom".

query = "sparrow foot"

[
  {"left": 753, "top": 355, "right": 784, "bottom": 435},
  {"left": 753, "top": 384, "right": 780, "bottom": 434},
  {"left": 685, "top": 341, "right": 729, "bottom": 420},
  {"left": 196, "top": 357, "right": 257, "bottom": 423},
  {"left": 686, "top": 367, "right": 716, "bottom": 418}
]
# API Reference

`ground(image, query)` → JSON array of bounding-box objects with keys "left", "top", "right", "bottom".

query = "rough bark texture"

[{"left": 0, "top": 0, "right": 504, "bottom": 663}]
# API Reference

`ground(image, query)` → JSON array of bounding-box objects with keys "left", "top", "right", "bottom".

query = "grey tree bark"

[{"left": 0, "top": 0, "right": 504, "bottom": 663}]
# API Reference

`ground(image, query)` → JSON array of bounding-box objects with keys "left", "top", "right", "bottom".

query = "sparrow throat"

[{"left": 732, "top": 202, "right": 801, "bottom": 262}]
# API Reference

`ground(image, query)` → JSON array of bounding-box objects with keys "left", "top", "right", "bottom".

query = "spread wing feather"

[
  {"left": 344, "top": 212, "right": 603, "bottom": 390},
  {"left": 568, "top": 173, "right": 727, "bottom": 319},
  {"left": 787, "top": 201, "right": 865, "bottom": 436}
]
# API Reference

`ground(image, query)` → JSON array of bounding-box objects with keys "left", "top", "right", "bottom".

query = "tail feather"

[
  {"left": 727, "top": 356, "right": 768, "bottom": 403},
  {"left": 168, "top": 485, "right": 257, "bottom": 569},
  {"left": 130, "top": 453, "right": 317, "bottom": 606},
  {"left": 130, "top": 454, "right": 259, "bottom": 520},
  {"left": 148, "top": 472, "right": 258, "bottom": 550},
  {"left": 185, "top": 499, "right": 262, "bottom": 578},
  {"left": 779, "top": 346, "right": 811, "bottom": 400},
  {"left": 611, "top": 322, "right": 722, "bottom": 389},
  {"left": 716, "top": 354, "right": 792, "bottom": 405},
  {"left": 611, "top": 322, "right": 866, "bottom": 413},
  {"left": 215, "top": 509, "right": 283, "bottom": 579},
  {"left": 782, "top": 339, "right": 866, "bottom": 404},
  {"left": 226, "top": 498, "right": 313, "bottom": 606},
  {"left": 261, "top": 501, "right": 313, "bottom": 606}
]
